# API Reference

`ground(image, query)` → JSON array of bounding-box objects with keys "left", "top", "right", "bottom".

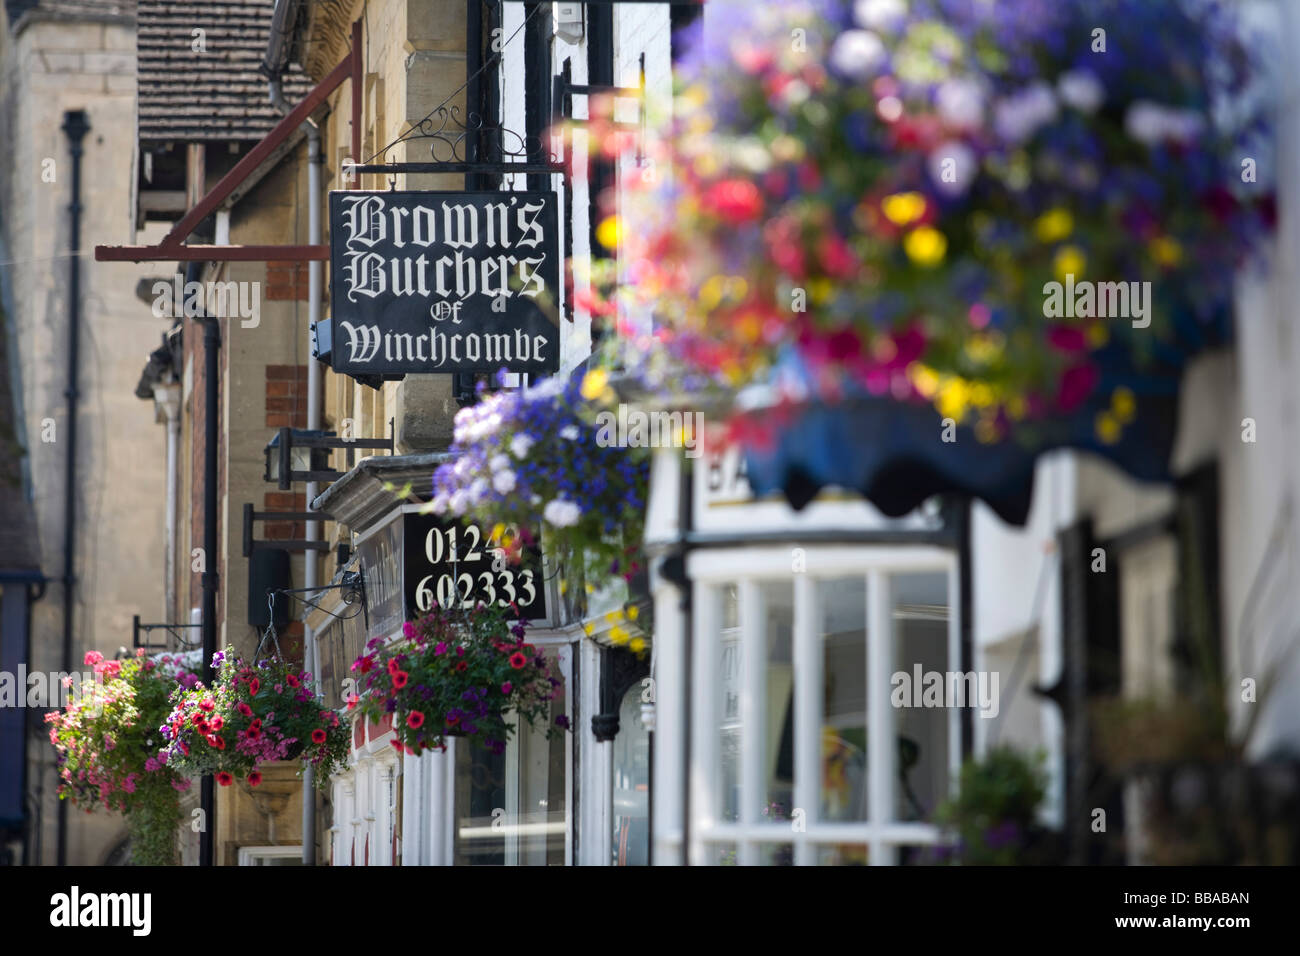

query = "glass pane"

[
  {"left": 454, "top": 649, "right": 567, "bottom": 865},
  {"left": 514, "top": 650, "right": 567, "bottom": 865},
  {"left": 759, "top": 842, "right": 794, "bottom": 866},
  {"left": 818, "top": 578, "right": 868, "bottom": 822},
  {"left": 891, "top": 571, "right": 951, "bottom": 822},
  {"left": 760, "top": 581, "right": 795, "bottom": 813},
  {"left": 454, "top": 739, "right": 507, "bottom": 865},
  {"left": 717, "top": 584, "right": 742, "bottom": 823},
  {"left": 711, "top": 843, "right": 738, "bottom": 866},
  {"left": 611, "top": 684, "right": 650, "bottom": 866},
  {"left": 817, "top": 843, "right": 869, "bottom": 865}
]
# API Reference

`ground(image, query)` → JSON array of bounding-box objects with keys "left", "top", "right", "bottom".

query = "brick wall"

[{"left": 265, "top": 260, "right": 312, "bottom": 301}]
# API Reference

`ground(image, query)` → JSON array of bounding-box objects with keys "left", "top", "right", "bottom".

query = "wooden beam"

[{"left": 96, "top": 244, "right": 329, "bottom": 262}]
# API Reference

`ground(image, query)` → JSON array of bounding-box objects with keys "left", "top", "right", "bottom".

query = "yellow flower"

[
  {"left": 937, "top": 378, "right": 969, "bottom": 421},
  {"left": 968, "top": 383, "right": 995, "bottom": 408},
  {"left": 605, "top": 609, "right": 624, "bottom": 623},
  {"left": 629, "top": 637, "right": 647, "bottom": 654},
  {"left": 1149, "top": 236, "right": 1182, "bottom": 267},
  {"left": 1111, "top": 387, "right": 1136, "bottom": 424},
  {"left": 609, "top": 625, "right": 629, "bottom": 645},
  {"left": 1086, "top": 322, "right": 1109, "bottom": 348},
  {"left": 904, "top": 227, "right": 947, "bottom": 268},
  {"left": 1006, "top": 395, "right": 1027, "bottom": 420},
  {"left": 698, "top": 274, "right": 728, "bottom": 311},
  {"left": 964, "top": 334, "right": 1003, "bottom": 365},
  {"left": 595, "top": 216, "right": 621, "bottom": 250},
  {"left": 1095, "top": 411, "right": 1121, "bottom": 445},
  {"left": 580, "top": 369, "right": 609, "bottom": 402},
  {"left": 1053, "top": 245, "right": 1086, "bottom": 281},
  {"left": 882, "top": 191, "right": 928, "bottom": 226},
  {"left": 807, "top": 278, "right": 834, "bottom": 304},
  {"left": 1034, "top": 208, "right": 1074, "bottom": 243},
  {"left": 583, "top": 621, "right": 595, "bottom": 636},
  {"left": 626, "top": 604, "right": 639, "bottom": 621},
  {"left": 909, "top": 363, "right": 940, "bottom": 399}
]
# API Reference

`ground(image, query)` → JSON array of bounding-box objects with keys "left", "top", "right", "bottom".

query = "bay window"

[{"left": 688, "top": 547, "right": 960, "bottom": 865}]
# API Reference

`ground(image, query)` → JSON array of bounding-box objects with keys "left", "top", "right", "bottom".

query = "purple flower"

[{"left": 555, "top": 714, "right": 570, "bottom": 730}]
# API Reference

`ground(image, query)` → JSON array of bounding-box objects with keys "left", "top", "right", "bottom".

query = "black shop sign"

[
  {"left": 328, "top": 190, "right": 560, "bottom": 375},
  {"left": 403, "top": 511, "right": 548, "bottom": 623}
]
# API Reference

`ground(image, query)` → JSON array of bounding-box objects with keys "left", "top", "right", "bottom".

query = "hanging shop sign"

[
  {"left": 358, "top": 513, "right": 406, "bottom": 641},
  {"left": 404, "top": 511, "right": 548, "bottom": 623},
  {"left": 328, "top": 190, "right": 560, "bottom": 376}
]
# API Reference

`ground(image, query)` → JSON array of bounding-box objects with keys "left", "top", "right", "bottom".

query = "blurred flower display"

[
  {"left": 578, "top": 0, "right": 1274, "bottom": 445},
  {"left": 431, "top": 373, "right": 650, "bottom": 586},
  {"left": 351, "top": 604, "right": 566, "bottom": 756},
  {"left": 162, "top": 649, "right": 347, "bottom": 788},
  {"left": 44, "top": 649, "right": 198, "bottom": 865}
]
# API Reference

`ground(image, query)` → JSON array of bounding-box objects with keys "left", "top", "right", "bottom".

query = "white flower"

[
  {"left": 1057, "top": 70, "right": 1103, "bottom": 113},
  {"left": 994, "top": 83, "right": 1058, "bottom": 143},
  {"left": 511, "top": 434, "right": 534, "bottom": 459},
  {"left": 468, "top": 478, "right": 488, "bottom": 505},
  {"left": 936, "top": 77, "right": 985, "bottom": 131},
  {"left": 492, "top": 469, "right": 517, "bottom": 494},
  {"left": 559, "top": 425, "right": 580, "bottom": 441},
  {"left": 431, "top": 492, "right": 450, "bottom": 515},
  {"left": 829, "top": 30, "right": 887, "bottom": 80},
  {"left": 928, "top": 140, "right": 977, "bottom": 197},
  {"left": 453, "top": 457, "right": 473, "bottom": 479},
  {"left": 448, "top": 490, "right": 470, "bottom": 515},
  {"left": 489, "top": 454, "right": 510, "bottom": 472},
  {"left": 543, "top": 499, "right": 582, "bottom": 528},
  {"left": 854, "top": 0, "right": 906, "bottom": 33},
  {"left": 526, "top": 376, "right": 566, "bottom": 400},
  {"left": 1125, "top": 100, "right": 1203, "bottom": 146},
  {"left": 530, "top": 494, "right": 543, "bottom": 506}
]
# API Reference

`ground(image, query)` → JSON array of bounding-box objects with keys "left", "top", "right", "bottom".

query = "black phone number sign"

[{"left": 403, "top": 512, "right": 547, "bottom": 622}]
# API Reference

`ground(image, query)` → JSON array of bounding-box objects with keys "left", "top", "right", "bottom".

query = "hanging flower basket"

[
  {"left": 44, "top": 649, "right": 201, "bottom": 865},
  {"left": 578, "top": 0, "right": 1274, "bottom": 446},
  {"left": 430, "top": 371, "right": 650, "bottom": 588},
  {"left": 162, "top": 649, "right": 348, "bottom": 789},
  {"left": 350, "top": 602, "right": 568, "bottom": 756}
]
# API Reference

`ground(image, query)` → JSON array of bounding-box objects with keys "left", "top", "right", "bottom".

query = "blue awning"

[{"left": 744, "top": 301, "right": 1230, "bottom": 526}]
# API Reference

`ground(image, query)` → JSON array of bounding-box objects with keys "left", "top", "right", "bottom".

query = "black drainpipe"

[
  {"left": 192, "top": 257, "right": 220, "bottom": 868},
  {"left": 55, "top": 109, "right": 88, "bottom": 868}
]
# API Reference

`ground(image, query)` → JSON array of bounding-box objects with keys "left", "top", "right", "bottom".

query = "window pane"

[
  {"left": 453, "top": 649, "right": 567, "bottom": 865},
  {"left": 759, "top": 842, "right": 794, "bottom": 866},
  {"left": 454, "top": 740, "right": 506, "bottom": 865},
  {"left": 718, "top": 584, "right": 742, "bottom": 823},
  {"left": 818, "top": 578, "right": 868, "bottom": 822},
  {"left": 515, "top": 652, "right": 567, "bottom": 865},
  {"left": 817, "top": 843, "right": 869, "bottom": 865},
  {"left": 611, "top": 684, "right": 650, "bottom": 866},
  {"left": 712, "top": 843, "right": 738, "bottom": 866},
  {"left": 891, "top": 571, "right": 951, "bottom": 822},
  {"left": 761, "top": 580, "right": 795, "bottom": 813}
]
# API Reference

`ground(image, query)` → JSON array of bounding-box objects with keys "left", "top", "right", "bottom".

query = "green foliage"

[{"left": 935, "top": 746, "right": 1048, "bottom": 865}]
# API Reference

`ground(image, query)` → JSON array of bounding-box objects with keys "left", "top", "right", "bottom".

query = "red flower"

[
  {"left": 249, "top": 678, "right": 260, "bottom": 696},
  {"left": 387, "top": 658, "right": 401, "bottom": 677},
  {"left": 199, "top": 698, "right": 215, "bottom": 712},
  {"left": 509, "top": 652, "right": 528, "bottom": 670},
  {"left": 445, "top": 713, "right": 461, "bottom": 727},
  {"left": 236, "top": 702, "right": 253, "bottom": 717},
  {"left": 392, "top": 670, "right": 409, "bottom": 689},
  {"left": 209, "top": 716, "right": 224, "bottom": 731},
  {"left": 286, "top": 674, "right": 300, "bottom": 688},
  {"left": 701, "top": 178, "right": 763, "bottom": 224},
  {"left": 216, "top": 772, "right": 233, "bottom": 787},
  {"left": 247, "top": 771, "right": 262, "bottom": 787},
  {"left": 455, "top": 661, "right": 468, "bottom": 673},
  {"left": 190, "top": 713, "right": 206, "bottom": 726},
  {"left": 311, "top": 728, "right": 327, "bottom": 744},
  {"left": 178, "top": 741, "right": 189, "bottom": 756},
  {"left": 407, "top": 711, "right": 425, "bottom": 730},
  {"left": 346, "top": 694, "right": 360, "bottom": 711},
  {"left": 245, "top": 726, "right": 262, "bottom": 741},
  {"left": 391, "top": 739, "right": 406, "bottom": 754}
]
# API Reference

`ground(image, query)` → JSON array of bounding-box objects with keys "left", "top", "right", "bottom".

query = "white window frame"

[
  {"left": 688, "top": 545, "right": 961, "bottom": 865},
  {"left": 238, "top": 845, "right": 303, "bottom": 866}
]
